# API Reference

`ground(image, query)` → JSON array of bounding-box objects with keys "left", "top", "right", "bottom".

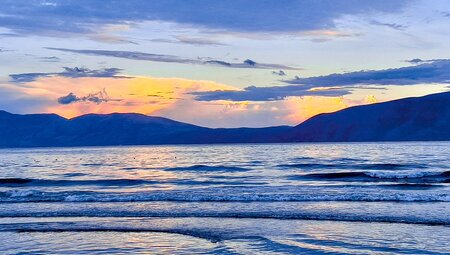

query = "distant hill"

[
  {"left": 1, "top": 91, "right": 450, "bottom": 147},
  {"left": 289, "top": 91, "right": 450, "bottom": 142},
  {"left": 0, "top": 111, "right": 289, "bottom": 147}
]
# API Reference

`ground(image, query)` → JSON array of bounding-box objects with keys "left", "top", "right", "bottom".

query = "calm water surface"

[{"left": 0, "top": 142, "right": 449, "bottom": 254}]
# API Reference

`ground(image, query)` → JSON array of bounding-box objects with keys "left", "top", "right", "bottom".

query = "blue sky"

[{"left": 1, "top": 0, "right": 449, "bottom": 127}]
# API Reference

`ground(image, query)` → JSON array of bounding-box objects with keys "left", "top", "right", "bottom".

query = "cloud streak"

[
  {"left": 370, "top": 20, "right": 407, "bottom": 30},
  {"left": 10, "top": 67, "right": 127, "bottom": 83},
  {"left": 193, "top": 85, "right": 351, "bottom": 102},
  {"left": 46, "top": 47, "right": 299, "bottom": 70},
  {"left": 194, "top": 59, "right": 450, "bottom": 101},
  {"left": 150, "top": 36, "right": 227, "bottom": 46},
  {"left": 287, "top": 59, "right": 450, "bottom": 86}
]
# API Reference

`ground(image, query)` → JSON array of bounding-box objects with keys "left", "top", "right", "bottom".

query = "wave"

[
  {"left": 0, "top": 178, "right": 262, "bottom": 187},
  {"left": 2, "top": 226, "right": 227, "bottom": 242},
  {"left": 1, "top": 188, "right": 448, "bottom": 202},
  {"left": 292, "top": 171, "right": 450, "bottom": 183},
  {"left": 0, "top": 178, "right": 33, "bottom": 184},
  {"left": 165, "top": 164, "right": 250, "bottom": 172},
  {"left": 291, "top": 157, "right": 369, "bottom": 163},
  {"left": 0, "top": 212, "right": 448, "bottom": 226},
  {"left": 0, "top": 178, "right": 157, "bottom": 187},
  {"left": 278, "top": 163, "right": 429, "bottom": 170}
]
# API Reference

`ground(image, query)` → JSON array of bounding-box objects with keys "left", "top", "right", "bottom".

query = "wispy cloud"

[
  {"left": 10, "top": 67, "right": 127, "bottom": 83},
  {"left": 287, "top": 59, "right": 450, "bottom": 86},
  {"left": 37, "top": 56, "right": 61, "bottom": 63},
  {"left": 46, "top": 47, "right": 300, "bottom": 70},
  {"left": 193, "top": 59, "right": 450, "bottom": 101},
  {"left": 371, "top": 20, "right": 407, "bottom": 30},
  {"left": 150, "top": 36, "right": 227, "bottom": 46},
  {"left": 298, "top": 29, "right": 360, "bottom": 42}
]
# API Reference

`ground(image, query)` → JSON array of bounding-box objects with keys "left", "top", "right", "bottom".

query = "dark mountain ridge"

[
  {"left": 1, "top": 91, "right": 449, "bottom": 147},
  {"left": 289, "top": 91, "right": 450, "bottom": 142}
]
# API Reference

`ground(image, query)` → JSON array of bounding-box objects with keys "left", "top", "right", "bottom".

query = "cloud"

[
  {"left": 1, "top": 74, "right": 388, "bottom": 127},
  {"left": 13, "top": 75, "right": 235, "bottom": 119},
  {"left": 0, "top": 47, "right": 13, "bottom": 52},
  {"left": 57, "top": 89, "right": 118, "bottom": 105},
  {"left": 370, "top": 20, "right": 407, "bottom": 30},
  {"left": 283, "top": 96, "right": 348, "bottom": 123},
  {"left": 150, "top": 36, "right": 227, "bottom": 46},
  {"left": 10, "top": 67, "right": 127, "bottom": 83},
  {"left": 243, "top": 59, "right": 256, "bottom": 66},
  {"left": 46, "top": 47, "right": 299, "bottom": 70},
  {"left": 298, "top": 29, "right": 360, "bottom": 42},
  {"left": 193, "top": 85, "right": 351, "bottom": 102},
  {"left": 193, "top": 59, "right": 450, "bottom": 101},
  {"left": 286, "top": 59, "right": 450, "bottom": 86},
  {"left": 57, "top": 93, "right": 78, "bottom": 104},
  {"left": 204, "top": 60, "right": 232, "bottom": 67},
  {"left": 272, "top": 70, "right": 286, "bottom": 76},
  {"left": 0, "top": 0, "right": 408, "bottom": 37},
  {"left": 406, "top": 58, "right": 425, "bottom": 64},
  {"left": 0, "top": 83, "right": 53, "bottom": 114},
  {"left": 38, "top": 56, "right": 61, "bottom": 62},
  {"left": 158, "top": 95, "right": 354, "bottom": 127}
]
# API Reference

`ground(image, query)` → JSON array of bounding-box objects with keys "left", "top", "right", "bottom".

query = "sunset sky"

[{"left": 1, "top": 0, "right": 450, "bottom": 127}]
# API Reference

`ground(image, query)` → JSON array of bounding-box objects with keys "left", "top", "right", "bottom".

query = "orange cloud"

[
  {"left": 19, "top": 76, "right": 235, "bottom": 118},
  {"left": 284, "top": 96, "right": 348, "bottom": 123},
  {"left": 4, "top": 75, "right": 362, "bottom": 127}
]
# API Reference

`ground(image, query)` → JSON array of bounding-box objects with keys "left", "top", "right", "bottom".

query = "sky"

[{"left": 1, "top": 0, "right": 450, "bottom": 128}]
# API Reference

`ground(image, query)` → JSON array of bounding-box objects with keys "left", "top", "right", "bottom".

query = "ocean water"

[{"left": 0, "top": 142, "right": 449, "bottom": 254}]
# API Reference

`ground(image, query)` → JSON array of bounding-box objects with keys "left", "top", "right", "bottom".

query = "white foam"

[{"left": 365, "top": 170, "right": 444, "bottom": 179}]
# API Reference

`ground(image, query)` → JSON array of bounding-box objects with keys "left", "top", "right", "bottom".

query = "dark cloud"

[
  {"left": 38, "top": 56, "right": 61, "bottom": 62},
  {"left": 10, "top": 66, "right": 127, "bottom": 83},
  {"left": 243, "top": 59, "right": 256, "bottom": 66},
  {"left": 193, "top": 59, "right": 450, "bottom": 101},
  {"left": 46, "top": 48, "right": 196, "bottom": 64},
  {"left": 57, "top": 93, "right": 79, "bottom": 104},
  {"left": 371, "top": 20, "right": 407, "bottom": 30},
  {"left": 0, "top": 1, "right": 408, "bottom": 37},
  {"left": 272, "top": 70, "right": 286, "bottom": 76},
  {"left": 286, "top": 59, "right": 450, "bottom": 86},
  {"left": 406, "top": 58, "right": 425, "bottom": 64},
  {"left": 57, "top": 89, "right": 119, "bottom": 105},
  {"left": 46, "top": 47, "right": 300, "bottom": 70},
  {"left": 0, "top": 48, "right": 12, "bottom": 52},
  {"left": 10, "top": 72, "right": 52, "bottom": 83},
  {"left": 204, "top": 60, "right": 232, "bottom": 67},
  {"left": 193, "top": 85, "right": 351, "bottom": 101},
  {"left": 405, "top": 58, "right": 449, "bottom": 65}
]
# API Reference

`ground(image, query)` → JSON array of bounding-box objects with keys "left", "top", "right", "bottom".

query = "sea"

[{"left": 0, "top": 142, "right": 449, "bottom": 254}]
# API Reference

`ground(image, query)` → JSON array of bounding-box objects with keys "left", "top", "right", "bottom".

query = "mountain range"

[{"left": 1, "top": 91, "right": 449, "bottom": 147}]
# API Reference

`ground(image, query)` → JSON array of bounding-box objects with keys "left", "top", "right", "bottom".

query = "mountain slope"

[
  {"left": 0, "top": 111, "right": 289, "bottom": 147},
  {"left": 290, "top": 91, "right": 450, "bottom": 142},
  {"left": 1, "top": 91, "right": 450, "bottom": 147}
]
